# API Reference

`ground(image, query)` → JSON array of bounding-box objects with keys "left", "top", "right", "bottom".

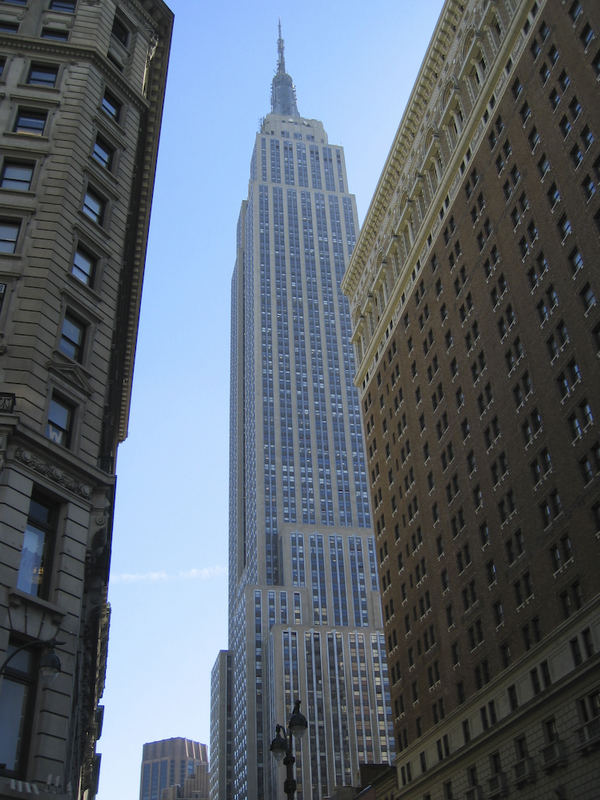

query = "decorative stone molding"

[
  {"left": 48, "top": 358, "right": 93, "bottom": 397},
  {"left": 14, "top": 448, "right": 92, "bottom": 499},
  {"left": 0, "top": 392, "right": 16, "bottom": 412},
  {"left": 343, "top": 0, "right": 536, "bottom": 387}
]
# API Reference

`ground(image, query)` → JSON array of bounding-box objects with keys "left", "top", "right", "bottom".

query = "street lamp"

[
  {"left": 0, "top": 637, "right": 63, "bottom": 688},
  {"left": 270, "top": 699, "right": 308, "bottom": 800}
]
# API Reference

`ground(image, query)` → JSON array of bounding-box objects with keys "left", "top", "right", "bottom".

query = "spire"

[
  {"left": 270, "top": 21, "right": 299, "bottom": 117},
  {"left": 277, "top": 19, "right": 285, "bottom": 74}
]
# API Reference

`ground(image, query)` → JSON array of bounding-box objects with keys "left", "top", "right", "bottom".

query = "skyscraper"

[
  {"left": 139, "top": 739, "right": 208, "bottom": 800},
  {"left": 210, "top": 651, "right": 233, "bottom": 800},
  {"left": 343, "top": 0, "right": 600, "bottom": 797},
  {"left": 225, "top": 26, "right": 394, "bottom": 800},
  {"left": 0, "top": 1, "right": 172, "bottom": 797}
]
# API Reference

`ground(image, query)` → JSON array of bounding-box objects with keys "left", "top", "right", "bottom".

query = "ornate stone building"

[
  {"left": 0, "top": 1, "right": 172, "bottom": 798},
  {"left": 343, "top": 0, "right": 600, "bottom": 797}
]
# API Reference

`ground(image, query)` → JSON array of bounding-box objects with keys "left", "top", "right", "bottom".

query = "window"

[
  {"left": 101, "top": 89, "right": 121, "bottom": 121},
  {"left": 27, "top": 63, "right": 58, "bottom": 87},
  {"left": 559, "top": 115, "right": 572, "bottom": 138},
  {"left": 569, "top": 1, "right": 582, "bottom": 23},
  {"left": 580, "top": 23, "right": 594, "bottom": 49},
  {"left": 582, "top": 174, "right": 596, "bottom": 201},
  {"left": 41, "top": 27, "right": 69, "bottom": 40},
  {"left": 111, "top": 15, "right": 129, "bottom": 47},
  {"left": 494, "top": 601, "right": 504, "bottom": 626},
  {"left": 59, "top": 312, "right": 85, "bottom": 361},
  {"left": 0, "top": 219, "right": 20, "bottom": 253},
  {"left": 512, "top": 78, "right": 522, "bottom": 99},
  {"left": 570, "top": 96, "right": 582, "bottom": 120},
  {"left": 14, "top": 108, "right": 47, "bottom": 135},
  {"left": 0, "top": 20, "right": 18, "bottom": 33},
  {"left": 17, "top": 492, "right": 57, "bottom": 598},
  {"left": 72, "top": 244, "right": 95, "bottom": 285},
  {"left": 581, "top": 283, "right": 597, "bottom": 312},
  {"left": 92, "top": 135, "right": 114, "bottom": 169},
  {"left": 46, "top": 393, "right": 74, "bottom": 446},
  {"left": 558, "top": 215, "right": 572, "bottom": 240},
  {"left": 538, "top": 153, "right": 550, "bottom": 178},
  {"left": 82, "top": 187, "right": 105, "bottom": 225},
  {"left": 468, "top": 451, "right": 477, "bottom": 475},
  {"left": 581, "top": 125, "right": 594, "bottom": 150},
  {"left": 0, "top": 635, "right": 37, "bottom": 775},
  {"left": 569, "top": 247, "right": 584, "bottom": 274},
  {"left": 49, "top": 0, "right": 76, "bottom": 11},
  {"left": 528, "top": 127, "right": 540, "bottom": 151},
  {"left": 571, "top": 143, "right": 584, "bottom": 168},
  {"left": 547, "top": 182, "right": 561, "bottom": 207},
  {"left": 0, "top": 161, "right": 33, "bottom": 191}
]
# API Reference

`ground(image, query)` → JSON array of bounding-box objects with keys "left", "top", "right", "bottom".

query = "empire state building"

[{"left": 225, "top": 28, "right": 394, "bottom": 799}]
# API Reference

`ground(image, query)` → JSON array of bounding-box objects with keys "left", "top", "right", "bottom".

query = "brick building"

[{"left": 343, "top": 0, "right": 600, "bottom": 797}]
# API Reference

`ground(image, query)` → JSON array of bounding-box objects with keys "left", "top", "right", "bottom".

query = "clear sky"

[{"left": 97, "top": 1, "right": 445, "bottom": 797}]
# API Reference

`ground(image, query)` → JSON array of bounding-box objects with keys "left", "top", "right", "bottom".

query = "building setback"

[
  {"left": 343, "top": 0, "right": 600, "bottom": 797},
  {"left": 0, "top": 1, "right": 172, "bottom": 798},
  {"left": 221, "top": 27, "right": 395, "bottom": 800}
]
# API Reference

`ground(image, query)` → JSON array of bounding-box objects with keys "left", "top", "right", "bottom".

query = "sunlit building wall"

[
  {"left": 343, "top": 0, "right": 600, "bottom": 797},
  {"left": 139, "top": 739, "right": 208, "bottom": 800},
  {"left": 224, "top": 28, "right": 395, "bottom": 800}
]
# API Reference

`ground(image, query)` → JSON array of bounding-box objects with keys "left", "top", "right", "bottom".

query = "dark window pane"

[
  {"left": 59, "top": 313, "right": 84, "bottom": 360},
  {"left": 0, "top": 220, "right": 20, "bottom": 252},
  {"left": 49, "top": 0, "right": 76, "bottom": 11},
  {"left": 27, "top": 64, "right": 58, "bottom": 87},
  {"left": 46, "top": 396, "right": 72, "bottom": 446},
  {"left": 92, "top": 137, "right": 113, "bottom": 169},
  {"left": 82, "top": 189, "right": 104, "bottom": 224},
  {"left": 72, "top": 246, "right": 94, "bottom": 284},
  {"left": 101, "top": 90, "right": 120, "bottom": 120},
  {"left": 41, "top": 28, "right": 69, "bottom": 40},
  {"left": 1, "top": 162, "right": 33, "bottom": 190},
  {"left": 111, "top": 16, "right": 129, "bottom": 46},
  {"left": 14, "top": 110, "right": 47, "bottom": 135}
]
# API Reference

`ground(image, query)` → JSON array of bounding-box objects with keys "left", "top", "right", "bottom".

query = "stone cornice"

[
  {"left": 116, "top": 10, "right": 173, "bottom": 442},
  {"left": 342, "top": 0, "right": 465, "bottom": 298}
]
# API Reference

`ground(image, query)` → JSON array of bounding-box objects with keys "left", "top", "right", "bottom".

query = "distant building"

[
  {"left": 222, "top": 25, "right": 394, "bottom": 800},
  {"left": 209, "top": 651, "right": 232, "bottom": 800},
  {"left": 160, "top": 762, "right": 209, "bottom": 800},
  {"left": 0, "top": 1, "right": 172, "bottom": 798},
  {"left": 139, "top": 739, "right": 208, "bottom": 800},
  {"left": 343, "top": 0, "right": 600, "bottom": 797}
]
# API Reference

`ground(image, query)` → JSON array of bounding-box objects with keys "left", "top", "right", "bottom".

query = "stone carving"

[
  {"left": 15, "top": 448, "right": 92, "bottom": 498},
  {"left": 48, "top": 358, "right": 93, "bottom": 396}
]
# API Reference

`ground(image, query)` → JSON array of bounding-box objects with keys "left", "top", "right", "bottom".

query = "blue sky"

[{"left": 97, "top": 1, "right": 445, "bottom": 797}]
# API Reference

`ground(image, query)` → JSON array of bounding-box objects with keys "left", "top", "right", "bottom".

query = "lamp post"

[
  {"left": 270, "top": 699, "right": 308, "bottom": 800},
  {"left": 0, "top": 637, "right": 63, "bottom": 687}
]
